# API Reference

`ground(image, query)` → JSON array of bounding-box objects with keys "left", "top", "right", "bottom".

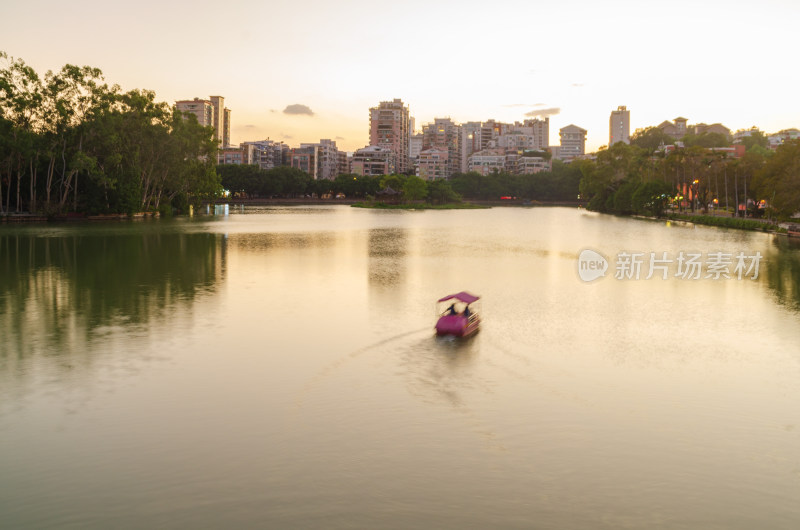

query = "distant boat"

[{"left": 435, "top": 291, "right": 481, "bottom": 337}]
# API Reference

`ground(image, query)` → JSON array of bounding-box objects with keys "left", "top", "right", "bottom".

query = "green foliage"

[
  {"left": 752, "top": 139, "right": 800, "bottom": 218},
  {"left": 737, "top": 130, "right": 769, "bottom": 151},
  {"left": 668, "top": 214, "right": 779, "bottom": 232},
  {"left": 427, "top": 179, "right": 460, "bottom": 205},
  {"left": 379, "top": 174, "right": 406, "bottom": 191},
  {"left": 612, "top": 180, "right": 639, "bottom": 215},
  {"left": 631, "top": 180, "right": 674, "bottom": 217},
  {"left": 681, "top": 132, "right": 730, "bottom": 148},
  {"left": 631, "top": 127, "right": 674, "bottom": 151},
  {"left": 0, "top": 51, "right": 221, "bottom": 215},
  {"left": 402, "top": 175, "right": 428, "bottom": 201},
  {"left": 333, "top": 173, "right": 380, "bottom": 198},
  {"left": 446, "top": 162, "right": 581, "bottom": 203}
]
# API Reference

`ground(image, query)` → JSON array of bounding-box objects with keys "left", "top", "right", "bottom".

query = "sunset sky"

[{"left": 4, "top": 0, "right": 799, "bottom": 152}]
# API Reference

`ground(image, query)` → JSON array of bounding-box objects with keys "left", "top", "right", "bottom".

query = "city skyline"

[{"left": 4, "top": 0, "right": 799, "bottom": 152}]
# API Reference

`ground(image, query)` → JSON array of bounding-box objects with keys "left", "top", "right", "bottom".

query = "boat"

[{"left": 435, "top": 292, "right": 481, "bottom": 337}]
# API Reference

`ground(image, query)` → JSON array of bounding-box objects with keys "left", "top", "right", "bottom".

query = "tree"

[
  {"left": 612, "top": 179, "right": 639, "bottom": 214},
  {"left": 379, "top": 174, "right": 406, "bottom": 191},
  {"left": 402, "top": 175, "right": 428, "bottom": 201},
  {"left": 682, "top": 132, "right": 729, "bottom": 148},
  {"left": 631, "top": 180, "right": 674, "bottom": 217},
  {"left": 752, "top": 139, "right": 800, "bottom": 218},
  {"left": 631, "top": 127, "right": 674, "bottom": 152},
  {"left": 737, "top": 129, "right": 769, "bottom": 151},
  {"left": 0, "top": 52, "right": 43, "bottom": 212},
  {"left": 427, "top": 179, "right": 460, "bottom": 204}
]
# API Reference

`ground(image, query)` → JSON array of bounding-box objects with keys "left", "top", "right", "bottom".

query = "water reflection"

[
  {"left": 0, "top": 230, "right": 225, "bottom": 361},
  {"left": 368, "top": 228, "right": 408, "bottom": 287},
  {"left": 767, "top": 236, "right": 800, "bottom": 311},
  {"left": 2, "top": 208, "right": 800, "bottom": 529},
  {"left": 224, "top": 231, "right": 336, "bottom": 253}
]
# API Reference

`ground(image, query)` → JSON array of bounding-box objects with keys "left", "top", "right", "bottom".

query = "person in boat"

[
  {"left": 463, "top": 304, "right": 471, "bottom": 318},
  {"left": 447, "top": 303, "right": 457, "bottom": 315}
]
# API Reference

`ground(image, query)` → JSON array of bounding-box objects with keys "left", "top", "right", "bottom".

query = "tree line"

[
  {"left": 218, "top": 159, "right": 583, "bottom": 203},
  {"left": 578, "top": 133, "right": 800, "bottom": 220},
  {"left": 0, "top": 52, "right": 220, "bottom": 216}
]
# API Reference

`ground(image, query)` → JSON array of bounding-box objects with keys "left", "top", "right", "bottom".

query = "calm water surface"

[{"left": 1, "top": 206, "right": 799, "bottom": 529}]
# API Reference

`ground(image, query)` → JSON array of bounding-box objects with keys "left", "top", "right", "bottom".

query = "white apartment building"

[{"left": 559, "top": 125, "right": 587, "bottom": 161}]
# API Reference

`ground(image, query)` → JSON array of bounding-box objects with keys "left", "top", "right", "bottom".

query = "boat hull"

[{"left": 435, "top": 315, "right": 480, "bottom": 337}]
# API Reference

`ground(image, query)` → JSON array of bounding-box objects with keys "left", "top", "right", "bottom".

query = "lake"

[{"left": 1, "top": 205, "right": 799, "bottom": 529}]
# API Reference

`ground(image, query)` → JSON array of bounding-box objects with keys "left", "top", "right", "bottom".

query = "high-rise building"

[
  {"left": 243, "top": 140, "right": 289, "bottom": 170},
  {"left": 417, "top": 149, "right": 450, "bottom": 180},
  {"left": 409, "top": 133, "right": 424, "bottom": 173},
  {"left": 176, "top": 98, "right": 214, "bottom": 128},
  {"left": 559, "top": 125, "right": 587, "bottom": 161},
  {"left": 209, "top": 96, "right": 232, "bottom": 147},
  {"left": 609, "top": 106, "right": 630, "bottom": 146},
  {"left": 369, "top": 99, "right": 410, "bottom": 174},
  {"left": 337, "top": 150, "right": 349, "bottom": 176},
  {"left": 520, "top": 118, "right": 549, "bottom": 150},
  {"left": 460, "top": 122, "right": 484, "bottom": 173},
  {"left": 177, "top": 96, "right": 231, "bottom": 147},
  {"left": 300, "top": 139, "right": 340, "bottom": 180},
  {"left": 422, "top": 118, "right": 461, "bottom": 178},
  {"left": 222, "top": 108, "right": 231, "bottom": 148},
  {"left": 289, "top": 145, "right": 320, "bottom": 179},
  {"left": 351, "top": 146, "right": 396, "bottom": 176},
  {"left": 218, "top": 144, "right": 254, "bottom": 165}
]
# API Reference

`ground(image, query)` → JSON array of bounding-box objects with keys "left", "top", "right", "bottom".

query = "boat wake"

[{"left": 293, "top": 327, "right": 431, "bottom": 409}]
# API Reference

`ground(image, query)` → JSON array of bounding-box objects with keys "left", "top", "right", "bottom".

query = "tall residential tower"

[
  {"left": 177, "top": 96, "right": 231, "bottom": 147},
  {"left": 609, "top": 106, "right": 630, "bottom": 146},
  {"left": 369, "top": 99, "right": 410, "bottom": 174},
  {"left": 559, "top": 124, "right": 587, "bottom": 161}
]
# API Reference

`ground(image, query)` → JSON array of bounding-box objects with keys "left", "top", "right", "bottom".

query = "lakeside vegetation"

[
  {"left": 219, "top": 159, "right": 583, "bottom": 205},
  {"left": 578, "top": 129, "right": 800, "bottom": 222},
  {"left": 0, "top": 52, "right": 219, "bottom": 216},
  {"left": 666, "top": 214, "right": 784, "bottom": 232}
]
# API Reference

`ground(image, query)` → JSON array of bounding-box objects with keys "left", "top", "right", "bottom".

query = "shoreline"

[
  {"left": 623, "top": 211, "right": 790, "bottom": 235},
  {"left": 0, "top": 200, "right": 581, "bottom": 223}
]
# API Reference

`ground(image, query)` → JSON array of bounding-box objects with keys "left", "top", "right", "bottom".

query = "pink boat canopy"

[{"left": 437, "top": 291, "right": 480, "bottom": 304}]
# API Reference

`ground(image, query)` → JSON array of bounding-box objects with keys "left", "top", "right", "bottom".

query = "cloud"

[
  {"left": 243, "top": 124, "right": 256, "bottom": 128},
  {"left": 571, "top": 83, "right": 584, "bottom": 87},
  {"left": 280, "top": 132, "right": 293, "bottom": 139},
  {"left": 525, "top": 107, "right": 560, "bottom": 118},
  {"left": 283, "top": 104, "right": 314, "bottom": 116},
  {"left": 335, "top": 136, "right": 345, "bottom": 140}
]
